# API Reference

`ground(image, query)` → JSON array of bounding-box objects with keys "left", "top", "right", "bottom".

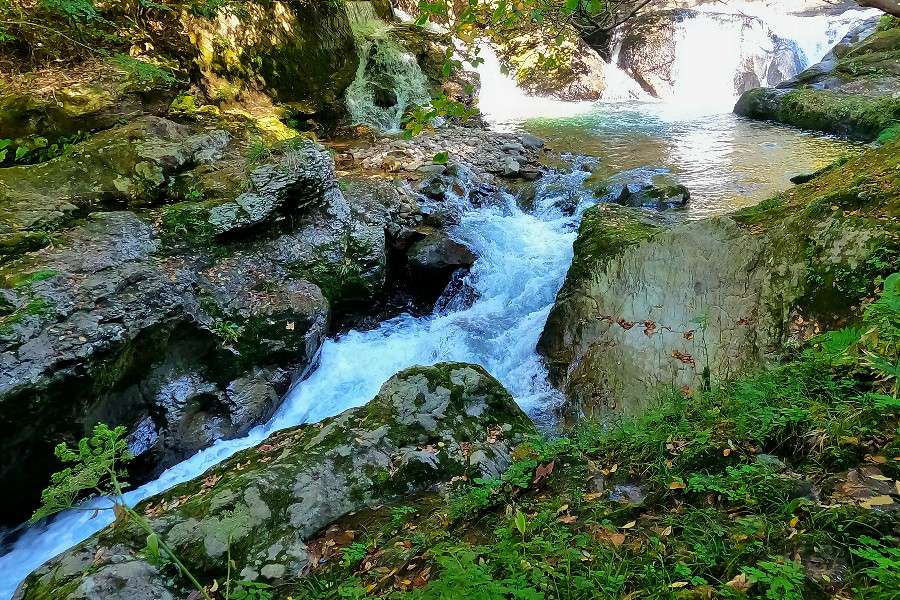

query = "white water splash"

[
  {"left": 0, "top": 168, "right": 598, "bottom": 599},
  {"left": 476, "top": 46, "right": 596, "bottom": 127},
  {"left": 346, "top": 12, "right": 432, "bottom": 132},
  {"left": 662, "top": 7, "right": 879, "bottom": 111}
]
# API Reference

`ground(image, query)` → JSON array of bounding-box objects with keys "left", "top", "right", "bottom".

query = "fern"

[{"left": 39, "top": 0, "right": 98, "bottom": 20}]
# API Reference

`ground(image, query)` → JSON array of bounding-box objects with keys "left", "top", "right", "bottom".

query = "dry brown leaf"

[
  {"left": 860, "top": 495, "right": 895, "bottom": 508},
  {"left": 669, "top": 480, "right": 687, "bottom": 490}
]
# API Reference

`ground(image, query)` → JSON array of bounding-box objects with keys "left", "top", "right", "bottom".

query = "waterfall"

[
  {"left": 345, "top": 6, "right": 432, "bottom": 132},
  {"left": 606, "top": 5, "right": 879, "bottom": 111}
]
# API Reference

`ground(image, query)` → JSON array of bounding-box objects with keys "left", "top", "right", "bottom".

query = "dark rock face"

[
  {"left": 17, "top": 364, "right": 535, "bottom": 598},
  {"left": 0, "top": 211, "right": 330, "bottom": 524}
]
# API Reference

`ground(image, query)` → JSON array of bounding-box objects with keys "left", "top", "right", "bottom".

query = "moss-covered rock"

[
  {"left": 0, "top": 117, "right": 229, "bottom": 260},
  {"left": 735, "top": 20, "right": 900, "bottom": 141},
  {"left": 0, "top": 59, "right": 180, "bottom": 159},
  {"left": 540, "top": 141, "right": 900, "bottom": 418},
  {"left": 17, "top": 364, "right": 534, "bottom": 598}
]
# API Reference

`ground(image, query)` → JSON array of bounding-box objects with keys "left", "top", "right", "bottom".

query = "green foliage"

[
  {"left": 742, "top": 557, "right": 806, "bottom": 600},
  {"left": 108, "top": 54, "right": 177, "bottom": 86},
  {"left": 30, "top": 423, "right": 130, "bottom": 523},
  {"left": 406, "top": 547, "right": 544, "bottom": 600},
  {"left": 39, "top": 0, "right": 98, "bottom": 21},
  {"left": 341, "top": 542, "right": 369, "bottom": 568},
  {"left": 390, "top": 505, "right": 418, "bottom": 529},
  {"left": 230, "top": 581, "right": 273, "bottom": 600},
  {"left": 403, "top": 95, "right": 479, "bottom": 138},
  {"left": 211, "top": 320, "right": 243, "bottom": 346},
  {"left": 851, "top": 535, "right": 900, "bottom": 595},
  {"left": 0, "top": 133, "right": 88, "bottom": 166}
]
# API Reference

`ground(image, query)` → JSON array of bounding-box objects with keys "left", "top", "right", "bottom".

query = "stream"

[{"left": 0, "top": 8, "right": 870, "bottom": 597}]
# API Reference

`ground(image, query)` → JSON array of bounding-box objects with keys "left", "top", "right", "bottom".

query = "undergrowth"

[{"left": 291, "top": 276, "right": 900, "bottom": 600}]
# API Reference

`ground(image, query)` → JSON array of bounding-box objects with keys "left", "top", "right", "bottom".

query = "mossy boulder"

[
  {"left": 0, "top": 59, "right": 180, "bottom": 157},
  {"left": 735, "top": 20, "right": 900, "bottom": 141},
  {"left": 0, "top": 116, "right": 229, "bottom": 259},
  {"left": 16, "top": 363, "right": 534, "bottom": 598},
  {"left": 540, "top": 141, "right": 900, "bottom": 418},
  {"left": 185, "top": 0, "right": 359, "bottom": 117}
]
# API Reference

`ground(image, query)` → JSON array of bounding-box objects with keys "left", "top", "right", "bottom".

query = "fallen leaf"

[
  {"left": 860, "top": 495, "right": 895, "bottom": 508},
  {"left": 670, "top": 582, "right": 689, "bottom": 589},
  {"left": 583, "top": 492, "right": 603, "bottom": 502},
  {"left": 867, "top": 474, "right": 891, "bottom": 481},
  {"left": 558, "top": 515, "right": 577, "bottom": 524},
  {"left": 533, "top": 461, "right": 555, "bottom": 485},
  {"left": 660, "top": 526, "right": 673, "bottom": 537},
  {"left": 723, "top": 448, "right": 731, "bottom": 457},
  {"left": 726, "top": 573, "right": 750, "bottom": 591},
  {"left": 669, "top": 480, "right": 687, "bottom": 490},
  {"left": 622, "top": 520, "right": 636, "bottom": 530}
]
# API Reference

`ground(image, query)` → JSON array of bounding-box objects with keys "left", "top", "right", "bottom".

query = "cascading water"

[
  {"left": 0, "top": 165, "right": 597, "bottom": 599},
  {"left": 652, "top": 6, "right": 878, "bottom": 110},
  {"left": 0, "top": 4, "right": 876, "bottom": 597},
  {"left": 345, "top": 5, "right": 432, "bottom": 132}
]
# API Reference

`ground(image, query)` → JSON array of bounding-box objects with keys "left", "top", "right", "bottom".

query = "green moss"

[
  {"left": 5, "top": 268, "right": 58, "bottom": 289},
  {"left": 159, "top": 201, "right": 217, "bottom": 245},
  {"left": 877, "top": 122, "right": 900, "bottom": 144},
  {"left": 777, "top": 88, "right": 900, "bottom": 141},
  {"left": 564, "top": 205, "right": 660, "bottom": 286},
  {"left": 0, "top": 296, "right": 54, "bottom": 334}
]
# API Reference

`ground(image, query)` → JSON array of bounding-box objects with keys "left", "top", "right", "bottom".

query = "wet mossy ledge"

[
  {"left": 539, "top": 138, "right": 900, "bottom": 419},
  {"left": 735, "top": 17, "right": 900, "bottom": 142}
]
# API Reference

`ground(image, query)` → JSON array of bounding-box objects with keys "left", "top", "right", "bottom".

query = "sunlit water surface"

[{"left": 505, "top": 103, "right": 864, "bottom": 220}]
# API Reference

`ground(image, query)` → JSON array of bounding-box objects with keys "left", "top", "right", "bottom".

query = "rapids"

[{"left": 0, "top": 4, "right": 872, "bottom": 597}]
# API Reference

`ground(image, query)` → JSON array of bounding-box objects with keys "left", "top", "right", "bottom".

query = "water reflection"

[{"left": 513, "top": 103, "right": 863, "bottom": 219}]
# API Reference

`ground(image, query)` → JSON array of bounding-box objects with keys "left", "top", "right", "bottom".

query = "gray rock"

[{"left": 18, "top": 364, "right": 536, "bottom": 597}]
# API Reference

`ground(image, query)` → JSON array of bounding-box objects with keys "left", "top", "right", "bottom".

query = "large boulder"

[
  {"left": 16, "top": 363, "right": 535, "bottom": 598},
  {"left": 735, "top": 18, "right": 900, "bottom": 141},
  {"left": 0, "top": 117, "right": 229, "bottom": 259},
  {"left": 0, "top": 211, "right": 330, "bottom": 525},
  {"left": 540, "top": 141, "right": 900, "bottom": 418},
  {"left": 186, "top": 0, "right": 360, "bottom": 115}
]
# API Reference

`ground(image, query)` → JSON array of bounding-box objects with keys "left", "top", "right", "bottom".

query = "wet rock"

[
  {"left": 597, "top": 169, "right": 690, "bottom": 211},
  {"left": 18, "top": 364, "right": 535, "bottom": 598},
  {"left": 0, "top": 117, "right": 229, "bottom": 259},
  {"left": 0, "top": 211, "right": 330, "bottom": 525},
  {"left": 540, "top": 143, "right": 900, "bottom": 418},
  {"left": 407, "top": 230, "right": 477, "bottom": 290},
  {"left": 207, "top": 140, "right": 337, "bottom": 235}
]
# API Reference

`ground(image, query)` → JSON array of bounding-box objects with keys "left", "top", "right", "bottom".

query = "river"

[{"left": 0, "top": 9, "right": 869, "bottom": 598}]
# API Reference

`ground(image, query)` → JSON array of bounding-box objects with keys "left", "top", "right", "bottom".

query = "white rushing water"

[
  {"left": 0, "top": 4, "right": 877, "bottom": 595},
  {"left": 0, "top": 166, "right": 596, "bottom": 598}
]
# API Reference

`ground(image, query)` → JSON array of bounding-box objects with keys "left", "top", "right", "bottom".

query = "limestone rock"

[
  {"left": 16, "top": 364, "right": 535, "bottom": 598},
  {"left": 540, "top": 144, "right": 900, "bottom": 418}
]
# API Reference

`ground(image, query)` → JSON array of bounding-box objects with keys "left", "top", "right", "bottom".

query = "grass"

[{"left": 289, "top": 277, "right": 900, "bottom": 600}]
